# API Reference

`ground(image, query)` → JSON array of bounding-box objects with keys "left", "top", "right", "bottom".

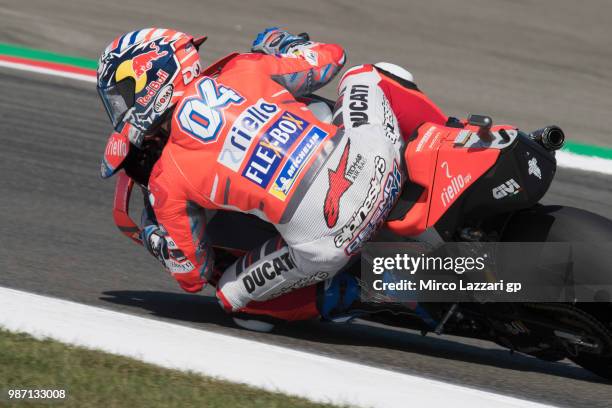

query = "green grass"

[
  {"left": 0, "top": 329, "right": 343, "bottom": 408},
  {"left": 0, "top": 42, "right": 97, "bottom": 69}
]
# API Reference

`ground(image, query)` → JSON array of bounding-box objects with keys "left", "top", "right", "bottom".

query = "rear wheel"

[
  {"left": 503, "top": 205, "right": 612, "bottom": 379},
  {"left": 502, "top": 204, "right": 612, "bottom": 243},
  {"left": 526, "top": 303, "right": 612, "bottom": 379}
]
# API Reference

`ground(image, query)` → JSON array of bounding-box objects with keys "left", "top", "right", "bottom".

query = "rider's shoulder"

[{"left": 222, "top": 52, "right": 272, "bottom": 72}]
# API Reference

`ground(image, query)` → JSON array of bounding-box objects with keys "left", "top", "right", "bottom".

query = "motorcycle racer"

[{"left": 98, "top": 27, "right": 445, "bottom": 329}]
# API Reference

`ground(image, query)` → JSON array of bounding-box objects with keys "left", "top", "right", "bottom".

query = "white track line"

[
  {"left": 0, "top": 287, "right": 554, "bottom": 408},
  {"left": 0, "top": 59, "right": 96, "bottom": 83},
  {"left": 556, "top": 151, "right": 612, "bottom": 176}
]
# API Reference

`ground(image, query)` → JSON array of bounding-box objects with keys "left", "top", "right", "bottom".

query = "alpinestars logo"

[
  {"left": 528, "top": 157, "right": 542, "bottom": 179},
  {"left": 324, "top": 141, "right": 352, "bottom": 228}
]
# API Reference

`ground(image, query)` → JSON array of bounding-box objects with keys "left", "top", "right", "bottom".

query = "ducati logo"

[{"left": 324, "top": 141, "right": 353, "bottom": 228}]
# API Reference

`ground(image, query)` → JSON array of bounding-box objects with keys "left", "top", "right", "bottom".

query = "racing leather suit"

[{"left": 144, "top": 28, "right": 413, "bottom": 319}]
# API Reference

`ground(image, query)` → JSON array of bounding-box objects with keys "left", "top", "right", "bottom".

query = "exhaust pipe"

[{"left": 529, "top": 126, "right": 565, "bottom": 151}]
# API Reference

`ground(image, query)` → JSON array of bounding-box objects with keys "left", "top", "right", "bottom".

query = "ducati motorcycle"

[{"left": 112, "top": 53, "right": 612, "bottom": 379}]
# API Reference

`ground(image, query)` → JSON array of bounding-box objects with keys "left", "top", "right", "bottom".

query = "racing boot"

[
  {"left": 226, "top": 270, "right": 423, "bottom": 332},
  {"left": 317, "top": 271, "right": 427, "bottom": 323},
  {"left": 227, "top": 284, "right": 320, "bottom": 332}
]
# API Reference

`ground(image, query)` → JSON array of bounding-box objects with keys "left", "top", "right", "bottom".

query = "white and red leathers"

[{"left": 143, "top": 28, "right": 441, "bottom": 321}]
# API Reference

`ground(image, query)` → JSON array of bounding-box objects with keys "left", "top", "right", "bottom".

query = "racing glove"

[
  {"left": 141, "top": 223, "right": 205, "bottom": 292},
  {"left": 251, "top": 27, "right": 310, "bottom": 55},
  {"left": 141, "top": 224, "right": 170, "bottom": 266},
  {"left": 140, "top": 193, "right": 168, "bottom": 264}
]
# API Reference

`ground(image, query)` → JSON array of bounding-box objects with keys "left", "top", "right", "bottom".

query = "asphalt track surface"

[{"left": 1, "top": 1, "right": 611, "bottom": 407}]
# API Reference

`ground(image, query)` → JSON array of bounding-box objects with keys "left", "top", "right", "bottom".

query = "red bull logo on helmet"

[
  {"left": 136, "top": 69, "right": 169, "bottom": 107},
  {"left": 132, "top": 43, "right": 168, "bottom": 78},
  {"left": 115, "top": 42, "right": 169, "bottom": 93}
]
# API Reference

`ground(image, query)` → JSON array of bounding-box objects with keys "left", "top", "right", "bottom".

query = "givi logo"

[{"left": 492, "top": 179, "right": 521, "bottom": 199}]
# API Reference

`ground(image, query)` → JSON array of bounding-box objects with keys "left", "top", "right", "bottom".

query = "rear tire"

[
  {"left": 501, "top": 204, "right": 612, "bottom": 243},
  {"left": 503, "top": 205, "right": 612, "bottom": 379},
  {"left": 526, "top": 303, "right": 612, "bottom": 380}
]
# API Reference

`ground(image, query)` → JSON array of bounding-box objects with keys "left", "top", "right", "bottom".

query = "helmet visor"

[{"left": 97, "top": 78, "right": 135, "bottom": 131}]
